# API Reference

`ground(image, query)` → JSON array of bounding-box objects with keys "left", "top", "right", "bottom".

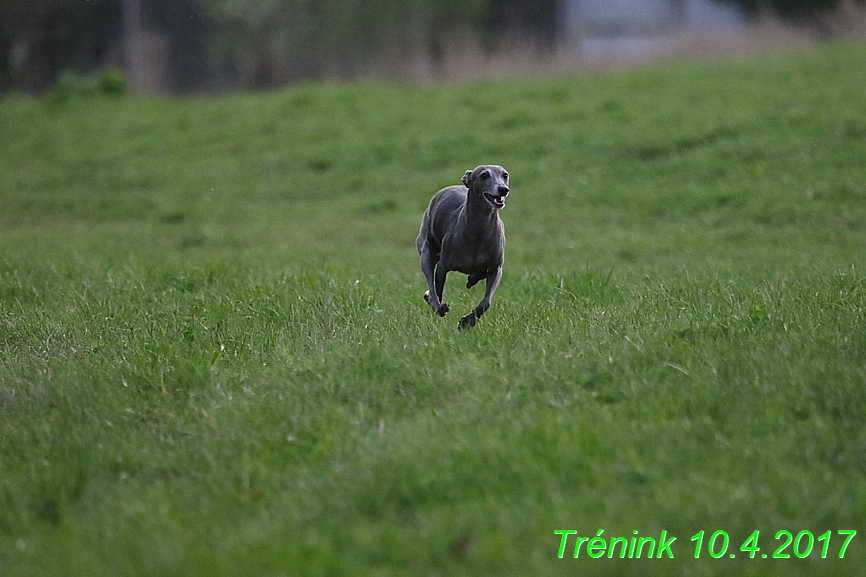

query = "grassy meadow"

[{"left": 1, "top": 41, "right": 866, "bottom": 576}]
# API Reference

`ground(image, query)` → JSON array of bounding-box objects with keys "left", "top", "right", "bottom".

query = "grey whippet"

[{"left": 416, "top": 165, "right": 510, "bottom": 329}]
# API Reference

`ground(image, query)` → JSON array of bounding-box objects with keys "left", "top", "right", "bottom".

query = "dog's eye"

[
  {"left": 502, "top": 172, "right": 509, "bottom": 180},
  {"left": 480, "top": 171, "right": 491, "bottom": 180}
]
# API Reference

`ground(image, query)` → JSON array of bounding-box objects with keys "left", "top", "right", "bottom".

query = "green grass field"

[{"left": 1, "top": 41, "right": 865, "bottom": 576}]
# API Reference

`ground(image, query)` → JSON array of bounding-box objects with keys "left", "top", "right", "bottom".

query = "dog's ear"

[{"left": 462, "top": 170, "right": 472, "bottom": 188}]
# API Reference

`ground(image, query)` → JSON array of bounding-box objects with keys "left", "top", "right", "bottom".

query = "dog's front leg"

[
  {"left": 432, "top": 265, "right": 449, "bottom": 316},
  {"left": 475, "top": 266, "right": 502, "bottom": 319},
  {"left": 458, "top": 266, "right": 502, "bottom": 330},
  {"left": 420, "top": 248, "right": 450, "bottom": 316}
]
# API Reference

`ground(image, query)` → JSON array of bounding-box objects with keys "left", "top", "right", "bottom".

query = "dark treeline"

[{"left": 0, "top": 0, "right": 860, "bottom": 94}]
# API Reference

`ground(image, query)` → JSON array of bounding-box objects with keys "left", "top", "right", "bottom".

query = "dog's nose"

[{"left": 498, "top": 185, "right": 509, "bottom": 196}]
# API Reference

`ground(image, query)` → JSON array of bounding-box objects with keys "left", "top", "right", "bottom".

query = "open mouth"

[{"left": 484, "top": 193, "right": 506, "bottom": 209}]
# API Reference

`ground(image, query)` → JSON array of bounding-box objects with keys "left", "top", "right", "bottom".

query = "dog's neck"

[{"left": 464, "top": 187, "right": 499, "bottom": 230}]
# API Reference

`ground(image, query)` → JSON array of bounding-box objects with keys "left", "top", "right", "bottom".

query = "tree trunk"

[{"left": 122, "top": 0, "right": 144, "bottom": 91}]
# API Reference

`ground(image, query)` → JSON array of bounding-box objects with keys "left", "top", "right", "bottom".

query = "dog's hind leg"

[
  {"left": 458, "top": 266, "right": 502, "bottom": 330},
  {"left": 466, "top": 274, "right": 484, "bottom": 289}
]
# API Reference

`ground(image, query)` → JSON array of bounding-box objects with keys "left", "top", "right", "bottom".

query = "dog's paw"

[
  {"left": 466, "top": 275, "right": 483, "bottom": 289},
  {"left": 457, "top": 312, "right": 476, "bottom": 330},
  {"left": 437, "top": 303, "right": 450, "bottom": 317}
]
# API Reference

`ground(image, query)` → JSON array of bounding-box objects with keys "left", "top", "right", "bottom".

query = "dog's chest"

[{"left": 440, "top": 225, "right": 504, "bottom": 274}]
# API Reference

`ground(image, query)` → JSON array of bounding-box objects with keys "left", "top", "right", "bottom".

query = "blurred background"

[{"left": 1, "top": 0, "right": 864, "bottom": 94}]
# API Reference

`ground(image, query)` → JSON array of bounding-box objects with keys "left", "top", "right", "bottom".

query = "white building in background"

[{"left": 561, "top": 0, "right": 745, "bottom": 60}]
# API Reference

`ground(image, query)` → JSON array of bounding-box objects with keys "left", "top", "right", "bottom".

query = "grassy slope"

[{"left": 1, "top": 42, "right": 865, "bottom": 576}]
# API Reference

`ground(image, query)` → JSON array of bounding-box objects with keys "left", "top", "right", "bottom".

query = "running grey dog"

[{"left": 416, "top": 165, "right": 510, "bottom": 329}]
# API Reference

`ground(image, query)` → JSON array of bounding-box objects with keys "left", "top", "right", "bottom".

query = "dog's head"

[{"left": 462, "top": 165, "right": 509, "bottom": 210}]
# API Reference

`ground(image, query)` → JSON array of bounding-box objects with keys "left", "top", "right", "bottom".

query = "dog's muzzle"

[{"left": 484, "top": 185, "right": 509, "bottom": 209}]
